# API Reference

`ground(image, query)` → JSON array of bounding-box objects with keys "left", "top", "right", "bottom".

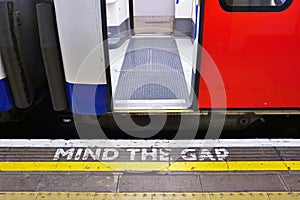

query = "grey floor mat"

[{"left": 114, "top": 37, "right": 189, "bottom": 101}]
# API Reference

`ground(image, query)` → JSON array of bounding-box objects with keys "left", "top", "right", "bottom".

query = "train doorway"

[
  {"left": 133, "top": 0, "right": 174, "bottom": 35},
  {"left": 107, "top": 0, "right": 201, "bottom": 111}
]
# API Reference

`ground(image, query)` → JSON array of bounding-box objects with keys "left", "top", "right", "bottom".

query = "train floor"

[
  {"left": 0, "top": 139, "right": 300, "bottom": 199},
  {"left": 109, "top": 35, "right": 194, "bottom": 110}
]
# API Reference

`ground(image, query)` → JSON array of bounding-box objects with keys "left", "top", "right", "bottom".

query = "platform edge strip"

[
  {"left": 1, "top": 139, "right": 300, "bottom": 147},
  {"left": 0, "top": 161, "right": 299, "bottom": 171}
]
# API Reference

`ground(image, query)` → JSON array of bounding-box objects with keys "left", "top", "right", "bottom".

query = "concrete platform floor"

[{"left": 0, "top": 171, "right": 300, "bottom": 192}]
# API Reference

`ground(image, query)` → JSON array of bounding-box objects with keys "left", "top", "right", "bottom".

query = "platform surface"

[{"left": 0, "top": 139, "right": 300, "bottom": 199}]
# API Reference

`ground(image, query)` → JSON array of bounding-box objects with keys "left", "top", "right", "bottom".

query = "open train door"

[
  {"left": 34, "top": 0, "right": 209, "bottom": 135},
  {"left": 50, "top": 0, "right": 202, "bottom": 114},
  {"left": 108, "top": 0, "right": 201, "bottom": 111}
]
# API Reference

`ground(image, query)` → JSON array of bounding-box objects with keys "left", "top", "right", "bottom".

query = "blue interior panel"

[{"left": 0, "top": 78, "right": 14, "bottom": 112}]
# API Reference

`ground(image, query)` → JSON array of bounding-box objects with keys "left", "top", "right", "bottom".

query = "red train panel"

[{"left": 199, "top": 0, "right": 300, "bottom": 109}]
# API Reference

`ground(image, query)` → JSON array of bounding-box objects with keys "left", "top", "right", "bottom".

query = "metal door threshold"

[{"left": 114, "top": 99, "right": 188, "bottom": 110}]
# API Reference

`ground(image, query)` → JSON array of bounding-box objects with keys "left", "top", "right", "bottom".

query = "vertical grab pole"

[
  {"left": 36, "top": 3, "right": 69, "bottom": 111},
  {"left": 129, "top": 0, "right": 135, "bottom": 35}
]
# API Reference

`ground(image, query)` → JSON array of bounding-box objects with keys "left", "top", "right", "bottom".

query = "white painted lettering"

[
  {"left": 102, "top": 149, "right": 119, "bottom": 160},
  {"left": 141, "top": 149, "right": 157, "bottom": 161},
  {"left": 199, "top": 149, "right": 216, "bottom": 161},
  {"left": 74, "top": 148, "right": 83, "bottom": 160},
  {"left": 215, "top": 148, "right": 229, "bottom": 161},
  {"left": 127, "top": 149, "right": 140, "bottom": 161},
  {"left": 181, "top": 149, "right": 197, "bottom": 161},
  {"left": 82, "top": 148, "right": 101, "bottom": 160},
  {"left": 160, "top": 148, "right": 172, "bottom": 161},
  {"left": 53, "top": 148, "right": 75, "bottom": 160}
]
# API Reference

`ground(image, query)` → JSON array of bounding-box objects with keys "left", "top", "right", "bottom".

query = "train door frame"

[{"left": 107, "top": 0, "right": 204, "bottom": 112}]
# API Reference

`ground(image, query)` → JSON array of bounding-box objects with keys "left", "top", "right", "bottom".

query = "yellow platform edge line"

[
  {"left": 0, "top": 192, "right": 300, "bottom": 200},
  {"left": 0, "top": 161, "right": 299, "bottom": 171}
]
